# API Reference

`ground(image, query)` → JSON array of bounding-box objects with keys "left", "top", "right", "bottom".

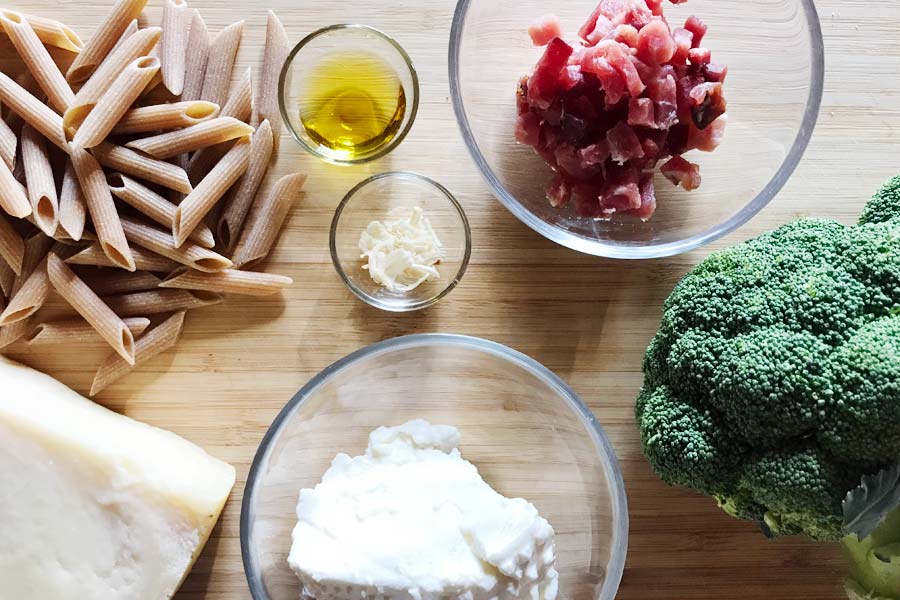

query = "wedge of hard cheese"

[{"left": 0, "top": 356, "right": 236, "bottom": 600}]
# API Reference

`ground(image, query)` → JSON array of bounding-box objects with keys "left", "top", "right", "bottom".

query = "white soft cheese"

[
  {"left": 0, "top": 356, "right": 236, "bottom": 600},
  {"left": 288, "top": 420, "right": 559, "bottom": 600},
  {"left": 358, "top": 207, "right": 444, "bottom": 292}
]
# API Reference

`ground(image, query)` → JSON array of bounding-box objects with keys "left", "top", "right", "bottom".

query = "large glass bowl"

[
  {"left": 241, "top": 334, "right": 628, "bottom": 600},
  {"left": 449, "top": 0, "right": 824, "bottom": 258}
]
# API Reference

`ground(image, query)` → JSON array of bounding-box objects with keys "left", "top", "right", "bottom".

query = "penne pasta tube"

[
  {"left": 6, "top": 14, "right": 84, "bottom": 54},
  {"left": 111, "top": 100, "right": 219, "bottom": 135},
  {"left": 160, "top": 267, "right": 292, "bottom": 296},
  {"left": 125, "top": 116, "right": 253, "bottom": 159},
  {"left": 160, "top": 0, "right": 189, "bottom": 96},
  {"left": 200, "top": 21, "right": 243, "bottom": 107},
  {"left": 90, "top": 310, "right": 185, "bottom": 396},
  {"left": 0, "top": 72, "right": 68, "bottom": 151},
  {"left": 0, "top": 255, "right": 49, "bottom": 325},
  {"left": 0, "top": 213, "right": 24, "bottom": 275},
  {"left": 217, "top": 119, "right": 273, "bottom": 250},
  {"left": 25, "top": 316, "right": 150, "bottom": 346},
  {"left": 232, "top": 172, "right": 308, "bottom": 268},
  {"left": 70, "top": 147, "right": 135, "bottom": 271},
  {"left": 66, "top": 0, "right": 149, "bottom": 84},
  {"left": 185, "top": 140, "right": 229, "bottom": 185},
  {"left": 20, "top": 233, "right": 54, "bottom": 278},
  {"left": 120, "top": 215, "right": 231, "bottom": 273},
  {"left": 0, "top": 116, "right": 15, "bottom": 170},
  {"left": 91, "top": 141, "right": 192, "bottom": 194},
  {"left": 221, "top": 67, "right": 252, "bottom": 123},
  {"left": 81, "top": 270, "right": 161, "bottom": 296},
  {"left": 0, "top": 152, "right": 31, "bottom": 218},
  {"left": 65, "top": 27, "right": 161, "bottom": 132},
  {"left": 103, "top": 288, "right": 222, "bottom": 317},
  {"left": 181, "top": 9, "right": 209, "bottom": 102},
  {"left": 173, "top": 136, "right": 251, "bottom": 247},
  {"left": 71, "top": 56, "right": 160, "bottom": 149},
  {"left": 108, "top": 173, "right": 214, "bottom": 248},
  {"left": 46, "top": 252, "right": 136, "bottom": 364},
  {"left": 66, "top": 242, "right": 178, "bottom": 272},
  {"left": 0, "top": 317, "right": 31, "bottom": 349},
  {"left": 58, "top": 162, "right": 86, "bottom": 241},
  {"left": 257, "top": 10, "right": 289, "bottom": 147},
  {"left": 20, "top": 124, "right": 59, "bottom": 235},
  {"left": 0, "top": 257, "right": 14, "bottom": 297},
  {"left": 105, "top": 19, "right": 138, "bottom": 60},
  {"left": 0, "top": 11, "right": 75, "bottom": 113}
]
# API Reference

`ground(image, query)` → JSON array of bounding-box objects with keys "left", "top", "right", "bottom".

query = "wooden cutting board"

[{"left": 3, "top": 0, "right": 895, "bottom": 598}]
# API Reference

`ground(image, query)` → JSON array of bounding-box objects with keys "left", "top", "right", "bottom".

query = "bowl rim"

[
  {"left": 278, "top": 23, "right": 421, "bottom": 165},
  {"left": 329, "top": 171, "right": 473, "bottom": 312},
  {"left": 448, "top": 0, "right": 826, "bottom": 259},
  {"left": 240, "top": 333, "right": 630, "bottom": 600}
]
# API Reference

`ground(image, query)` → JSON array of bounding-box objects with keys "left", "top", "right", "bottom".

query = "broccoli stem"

[{"left": 843, "top": 505, "right": 900, "bottom": 599}]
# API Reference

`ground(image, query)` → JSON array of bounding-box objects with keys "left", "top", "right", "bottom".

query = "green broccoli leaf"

[{"left": 844, "top": 464, "right": 900, "bottom": 539}]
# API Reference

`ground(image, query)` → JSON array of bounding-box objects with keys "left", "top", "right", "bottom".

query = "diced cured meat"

[
  {"left": 583, "top": 14, "right": 615, "bottom": 45},
  {"left": 580, "top": 142, "right": 611, "bottom": 166},
  {"left": 596, "top": 40, "right": 646, "bottom": 96},
  {"left": 527, "top": 38, "right": 574, "bottom": 110},
  {"left": 661, "top": 155, "right": 701, "bottom": 190},
  {"left": 627, "top": 97, "right": 656, "bottom": 128},
  {"left": 607, "top": 121, "right": 645, "bottom": 164},
  {"left": 515, "top": 112, "right": 542, "bottom": 146},
  {"left": 688, "top": 47, "right": 711, "bottom": 66},
  {"left": 529, "top": 14, "right": 565, "bottom": 46},
  {"left": 582, "top": 55, "right": 627, "bottom": 106},
  {"left": 547, "top": 174, "right": 571, "bottom": 207},
  {"left": 629, "top": 174, "right": 657, "bottom": 221},
  {"left": 647, "top": 73, "right": 678, "bottom": 129},
  {"left": 636, "top": 18, "right": 675, "bottom": 65},
  {"left": 614, "top": 24, "right": 639, "bottom": 47},
  {"left": 684, "top": 15, "right": 707, "bottom": 48},
  {"left": 704, "top": 62, "right": 728, "bottom": 83},
  {"left": 560, "top": 65, "right": 585, "bottom": 91},
  {"left": 671, "top": 27, "right": 693, "bottom": 64},
  {"left": 689, "top": 81, "right": 727, "bottom": 129},
  {"left": 687, "top": 114, "right": 727, "bottom": 152}
]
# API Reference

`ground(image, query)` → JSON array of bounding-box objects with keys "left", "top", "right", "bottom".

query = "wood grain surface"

[{"left": 2, "top": 0, "right": 896, "bottom": 598}]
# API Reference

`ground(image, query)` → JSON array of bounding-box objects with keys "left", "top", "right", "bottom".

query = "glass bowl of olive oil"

[{"left": 279, "top": 25, "right": 420, "bottom": 165}]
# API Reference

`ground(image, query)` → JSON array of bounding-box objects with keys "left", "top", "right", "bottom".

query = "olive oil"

[{"left": 299, "top": 52, "right": 406, "bottom": 159}]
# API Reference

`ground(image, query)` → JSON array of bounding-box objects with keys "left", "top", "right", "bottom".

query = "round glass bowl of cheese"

[
  {"left": 241, "top": 334, "right": 628, "bottom": 600},
  {"left": 330, "top": 172, "right": 471, "bottom": 312}
]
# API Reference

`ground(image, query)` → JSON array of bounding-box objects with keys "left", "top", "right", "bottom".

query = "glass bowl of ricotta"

[
  {"left": 330, "top": 172, "right": 471, "bottom": 312},
  {"left": 241, "top": 334, "right": 628, "bottom": 600}
]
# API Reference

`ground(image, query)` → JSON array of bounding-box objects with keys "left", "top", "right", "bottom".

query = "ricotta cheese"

[
  {"left": 288, "top": 420, "right": 559, "bottom": 600},
  {"left": 358, "top": 207, "right": 444, "bottom": 292},
  {"left": 0, "top": 356, "right": 236, "bottom": 600}
]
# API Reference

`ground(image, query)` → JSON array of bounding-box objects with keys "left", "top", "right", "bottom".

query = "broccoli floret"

[{"left": 637, "top": 175, "right": 900, "bottom": 553}]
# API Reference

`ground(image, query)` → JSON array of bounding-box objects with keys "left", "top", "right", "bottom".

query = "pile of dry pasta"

[{"left": 0, "top": 0, "right": 306, "bottom": 395}]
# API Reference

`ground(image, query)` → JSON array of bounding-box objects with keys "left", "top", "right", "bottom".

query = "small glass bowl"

[
  {"left": 279, "top": 24, "right": 420, "bottom": 165},
  {"left": 330, "top": 172, "right": 471, "bottom": 312}
]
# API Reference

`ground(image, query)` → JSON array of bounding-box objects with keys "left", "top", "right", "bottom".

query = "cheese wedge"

[{"left": 0, "top": 356, "right": 236, "bottom": 600}]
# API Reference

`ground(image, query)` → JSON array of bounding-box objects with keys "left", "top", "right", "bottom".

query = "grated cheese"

[{"left": 359, "top": 207, "right": 444, "bottom": 293}]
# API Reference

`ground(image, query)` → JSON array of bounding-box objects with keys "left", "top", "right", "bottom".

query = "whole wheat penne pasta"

[
  {"left": 70, "top": 147, "right": 135, "bottom": 271},
  {"left": 0, "top": 258, "right": 13, "bottom": 297},
  {"left": 200, "top": 21, "right": 243, "bottom": 107},
  {"left": 58, "top": 162, "right": 86, "bottom": 241},
  {"left": 0, "top": 317, "right": 31, "bottom": 349},
  {"left": 111, "top": 100, "right": 219, "bottom": 135},
  {"left": 160, "top": 0, "right": 188, "bottom": 95},
  {"left": 161, "top": 267, "right": 292, "bottom": 296},
  {"left": 0, "top": 116, "right": 15, "bottom": 170},
  {"left": 20, "top": 233, "right": 54, "bottom": 278},
  {"left": 0, "top": 213, "right": 24, "bottom": 275},
  {"left": 90, "top": 310, "right": 185, "bottom": 395},
  {"left": 125, "top": 116, "right": 253, "bottom": 160},
  {"left": 81, "top": 270, "right": 161, "bottom": 296},
  {"left": 217, "top": 119, "right": 273, "bottom": 250},
  {"left": 108, "top": 173, "right": 214, "bottom": 248},
  {"left": 221, "top": 67, "right": 252, "bottom": 123},
  {"left": 120, "top": 215, "right": 231, "bottom": 272},
  {"left": 47, "top": 253, "right": 135, "bottom": 363},
  {"left": 65, "top": 27, "right": 161, "bottom": 133},
  {"left": 0, "top": 11, "right": 74, "bottom": 113},
  {"left": 257, "top": 10, "right": 289, "bottom": 146},
  {"left": 91, "top": 141, "right": 192, "bottom": 194},
  {"left": 7, "top": 14, "right": 83, "bottom": 54},
  {"left": 174, "top": 136, "right": 251, "bottom": 246},
  {"left": 0, "top": 255, "right": 48, "bottom": 325},
  {"left": 0, "top": 72, "right": 68, "bottom": 151},
  {"left": 0, "top": 154, "right": 31, "bottom": 219},
  {"left": 181, "top": 9, "right": 209, "bottom": 102},
  {"left": 105, "top": 19, "right": 138, "bottom": 61},
  {"left": 66, "top": 242, "right": 177, "bottom": 272},
  {"left": 233, "top": 172, "right": 308, "bottom": 268},
  {"left": 71, "top": 56, "right": 160, "bottom": 149},
  {"left": 103, "top": 288, "right": 222, "bottom": 317},
  {"left": 20, "top": 124, "right": 59, "bottom": 235},
  {"left": 66, "top": 0, "right": 149, "bottom": 84},
  {"left": 25, "top": 316, "right": 150, "bottom": 346},
  {"left": 186, "top": 140, "right": 229, "bottom": 185},
  {"left": 53, "top": 228, "right": 96, "bottom": 246}
]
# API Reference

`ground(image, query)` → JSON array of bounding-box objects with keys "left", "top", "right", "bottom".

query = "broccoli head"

[{"left": 637, "top": 175, "right": 900, "bottom": 548}]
